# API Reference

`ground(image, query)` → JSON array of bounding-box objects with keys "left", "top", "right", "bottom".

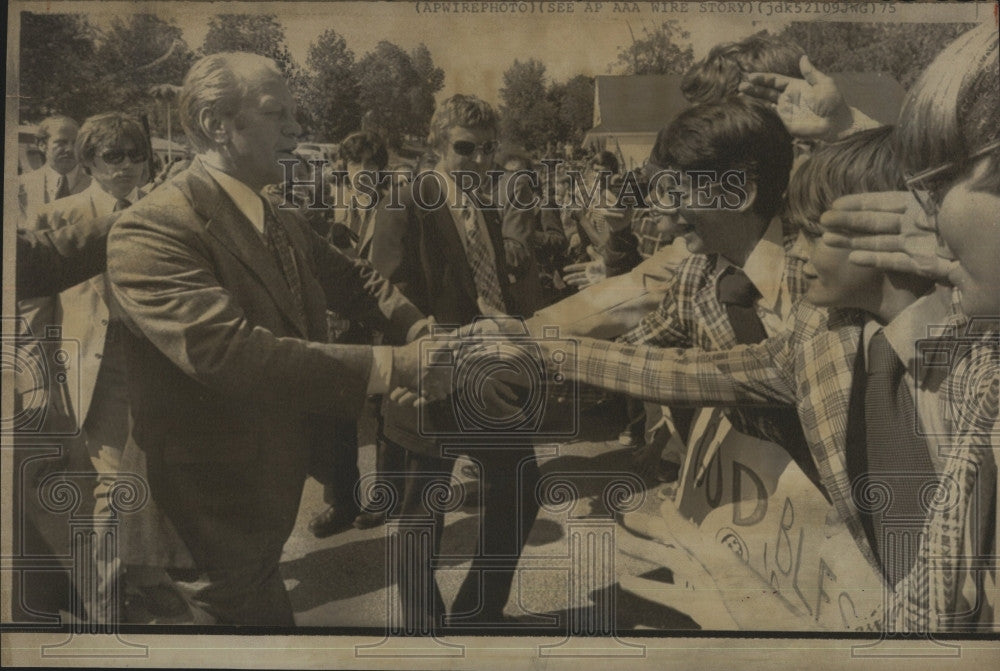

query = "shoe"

[
  {"left": 308, "top": 504, "right": 360, "bottom": 538},
  {"left": 352, "top": 508, "right": 386, "bottom": 530},
  {"left": 123, "top": 583, "right": 190, "bottom": 623}
]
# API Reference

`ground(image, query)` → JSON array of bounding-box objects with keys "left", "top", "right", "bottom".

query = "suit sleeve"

[
  {"left": 16, "top": 213, "right": 115, "bottom": 300},
  {"left": 618, "top": 268, "right": 692, "bottom": 348},
  {"left": 107, "top": 209, "right": 376, "bottom": 417},
  {"left": 561, "top": 333, "right": 797, "bottom": 409},
  {"left": 306, "top": 225, "right": 424, "bottom": 346},
  {"left": 369, "top": 195, "right": 428, "bottom": 317}
]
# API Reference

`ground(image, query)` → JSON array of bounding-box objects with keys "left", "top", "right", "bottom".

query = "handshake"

[{"left": 387, "top": 316, "right": 579, "bottom": 439}]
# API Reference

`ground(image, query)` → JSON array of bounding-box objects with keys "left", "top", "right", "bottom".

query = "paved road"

[{"left": 281, "top": 401, "right": 697, "bottom": 632}]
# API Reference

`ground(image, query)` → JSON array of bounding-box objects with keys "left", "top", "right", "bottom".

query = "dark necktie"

[
  {"left": 717, "top": 265, "right": 767, "bottom": 345},
  {"left": 113, "top": 197, "right": 130, "bottom": 212},
  {"left": 54, "top": 174, "right": 71, "bottom": 200},
  {"left": 261, "top": 198, "right": 308, "bottom": 328},
  {"left": 858, "top": 330, "right": 937, "bottom": 586},
  {"left": 461, "top": 201, "right": 507, "bottom": 315}
]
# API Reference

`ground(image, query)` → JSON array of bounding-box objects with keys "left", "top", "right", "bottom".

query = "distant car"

[{"left": 296, "top": 142, "right": 338, "bottom": 166}]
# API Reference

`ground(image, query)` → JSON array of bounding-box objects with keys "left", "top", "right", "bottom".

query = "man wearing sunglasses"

[
  {"left": 18, "top": 112, "right": 190, "bottom": 624},
  {"left": 370, "top": 94, "right": 540, "bottom": 630}
]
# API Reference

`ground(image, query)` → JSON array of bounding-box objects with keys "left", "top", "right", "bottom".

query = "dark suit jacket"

[
  {"left": 370, "top": 174, "right": 516, "bottom": 455},
  {"left": 17, "top": 214, "right": 115, "bottom": 300},
  {"left": 107, "top": 158, "right": 423, "bottom": 469}
]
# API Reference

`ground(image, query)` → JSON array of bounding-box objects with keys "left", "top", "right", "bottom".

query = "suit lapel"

[
  {"left": 186, "top": 159, "right": 309, "bottom": 337},
  {"left": 420, "top": 177, "right": 478, "bottom": 307},
  {"left": 798, "top": 311, "right": 884, "bottom": 578},
  {"left": 692, "top": 261, "right": 736, "bottom": 351}
]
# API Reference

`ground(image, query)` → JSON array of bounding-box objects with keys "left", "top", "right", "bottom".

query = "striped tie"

[
  {"left": 461, "top": 201, "right": 506, "bottom": 315},
  {"left": 261, "top": 198, "right": 308, "bottom": 329}
]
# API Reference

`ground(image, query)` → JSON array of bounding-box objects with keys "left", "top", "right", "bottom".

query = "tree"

[
  {"left": 407, "top": 44, "right": 445, "bottom": 140},
  {"left": 19, "top": 13, "right": 102, "bottom": 122},
  {"left": 354, "top": 41, "right": 423, "bottom": 148},
  {"left": 92, "top": 14, "right": 195, "bottom": 137},
  {"left": 774, "top": 22, "right": 977, "bottom": 89},
  {"left": 303, "top": 29, "right": 361, "bottom": 142},
  {"left": 498, "top": 59, "right": 558, "bottom": 152},
  {"left": 552, "top": 75, "right": 595, "bottom": 146},
  {"left": 613, "top": 20, "right": 694, "bottom": 76},
  {"left": 201, "top": 14, "right": 310, "bottom": 131}
]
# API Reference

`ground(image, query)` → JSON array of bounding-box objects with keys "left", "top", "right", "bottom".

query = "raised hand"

[
  {"left": 739, "top": 56, "right": 852, "bottom": 141},
  {"left": 563, "top": 258, "right": 607, "bottom": 289},
  {"left": 819, "top": 191, "right": 960, "bottom": 284}
]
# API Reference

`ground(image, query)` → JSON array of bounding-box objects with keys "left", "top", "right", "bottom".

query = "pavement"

[{"left": 281, "top": 399, "right": 698, "bottom": 632}]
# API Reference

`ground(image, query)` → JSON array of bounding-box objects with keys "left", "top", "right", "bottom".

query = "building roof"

[{"left": 586, "top": 71, "right": 906, "bottom": 138}]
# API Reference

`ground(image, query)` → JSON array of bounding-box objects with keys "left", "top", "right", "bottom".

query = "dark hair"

[
  {"left": 75, "top": 112, "right": 150, "bottom": 172},
  {"left": 896, "top": 25, "right": 999, "bottom": 196},
  {"left": 428, "top": 94, "right": 498, "bottom": 149},
  {"left": 681, "top": 33, "right": 804, "bottom": 104},
  {"left": 339, "top": 131, "right": 389, "bottom": 170},
  {"left": 787, "top": 126, "right": 902, "bottom": 237},
  {"left": 590, "top": 150, "right": 619, "bottom": 175},
  {"left": 651, "top": 97, "right": 793, "bottom": 220}
]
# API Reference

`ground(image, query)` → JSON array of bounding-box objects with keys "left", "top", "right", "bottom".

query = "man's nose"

[
  {"left": 788, "top": 230, "right": 809, "bottom": 261},
  {"left": 285, "top": 117, "right": 302, "bottom": 138}
]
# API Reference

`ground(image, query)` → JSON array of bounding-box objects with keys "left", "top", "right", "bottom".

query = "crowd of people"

[{"left": 13, "top": 25, "right": 998, "bottom": 633}]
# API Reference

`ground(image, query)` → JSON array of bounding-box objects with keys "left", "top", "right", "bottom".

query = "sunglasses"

[
  {"left": 904, "top": 138, "right": 1000, "bottom": 219},
  {"left": 452, "top": 140, "right": 498, "bottom": 157},
  {"left": 100, "top": 148, "right": 148, "bottom": 165}
]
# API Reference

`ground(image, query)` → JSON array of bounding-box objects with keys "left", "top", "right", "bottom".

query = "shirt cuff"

[
  {"left": 406, "top": 316, "right": 435, "bottom": 343},
  {"left": 367, "top": 346, "right": 393, "bottom": 395}
]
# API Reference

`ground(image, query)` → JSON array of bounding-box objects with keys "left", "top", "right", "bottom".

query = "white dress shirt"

[
  {"left": 719, "top": 216, "right": 792, "bottom": 338},
  {"left": 44, "top": 163, "right": 85, "bottom": 201}
]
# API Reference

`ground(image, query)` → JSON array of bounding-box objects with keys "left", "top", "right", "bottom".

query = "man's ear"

[
  {"left": 35, "top": 138, "right": 47, "bottom": 153},
  {"left": 199, "top": 108, "right": 228, "bottom": 146},
  {"left": 732, "top": 179, "right": 757, "bottom": 214}
]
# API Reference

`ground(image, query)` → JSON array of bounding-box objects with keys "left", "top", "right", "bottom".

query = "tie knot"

[
  {"left": 113, "top": 197, "right": 131, "bottom": 212},
  {"left": 717, "top": 266, "right": 760, "bottom": 307},
  {"left": 867, "top": 330, "right": 904, "bottom": 377}
]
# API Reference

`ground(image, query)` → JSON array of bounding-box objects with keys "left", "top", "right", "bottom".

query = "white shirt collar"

[
  {"left": 201, "top": 157, "right": 265, "bottom": 234},
  {"left": 740, "top": 216, "right": 786, "bottom": 313},
  {"left": 46, "top": 164, "right": 83, "bottom": 195},
  {"left": 88, "top": 182, "right": 140, "bottom": 216}
]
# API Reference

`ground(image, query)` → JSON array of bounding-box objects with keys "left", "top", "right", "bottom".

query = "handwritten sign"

[{"left": 666, "top": 408, "right": 883, "bottom": 630}]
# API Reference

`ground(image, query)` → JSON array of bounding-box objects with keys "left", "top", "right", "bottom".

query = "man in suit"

[
  {"left": 19, "top": 116, "right": 91, "bottom": 224},
  {"left": 26, "top": 112, "right": 189, "bottom": 622},
  {"left": 307, "top": 130, "right": 405, "bottom": 535},
  {"left": 370, "top": 94, "right": 540, "bottom": 630},
  {"left": 106, "top": 52, "right": 436, "bottom": 626},
  {"left": 521, "top": 126, "right": 995, "bottom": 631}
]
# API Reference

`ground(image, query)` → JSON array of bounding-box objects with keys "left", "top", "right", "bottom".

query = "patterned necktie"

[
  {"left": 717, "top": 265, "right": 767, "bottom": 345},
  {"left": 54, "top": 174, "right": 70, "bottom": 201},
  {"left": 461, "top": 200, "right": 506, "bottom": 315},
  {"left": 862, "top": 330, "right": 937, "bottom": 587},
  {"left": 261, "top": 198, "right": 308, "bottom": 329}
]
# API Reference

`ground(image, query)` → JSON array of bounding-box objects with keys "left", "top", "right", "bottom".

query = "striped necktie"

[
  {"left": 460, "top": 200, "right": 506, "bottom": 315},
  {"left": 261, "top": 198, "right": 308, "bottom": 329}
]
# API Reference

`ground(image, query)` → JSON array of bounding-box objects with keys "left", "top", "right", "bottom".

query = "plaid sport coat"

[
  {"left": 569, "top": 303, "right": 998, "bottom": 631},
  {"left": 619, "top": 217, "right": 808, "bottom": 447},
  {"left": 619, "top": 217, "right": 808, "bottom": 351}
]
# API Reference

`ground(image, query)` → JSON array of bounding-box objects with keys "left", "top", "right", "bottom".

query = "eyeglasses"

[
  {"left": 100, "top": 148, "right": 148, "bottom": 165},
  {"left": 904, "top": 139, "right": 1000, "bottom": 219},
  {"left": 452, "top": 140, "right": 498, "bottom": 157}
]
